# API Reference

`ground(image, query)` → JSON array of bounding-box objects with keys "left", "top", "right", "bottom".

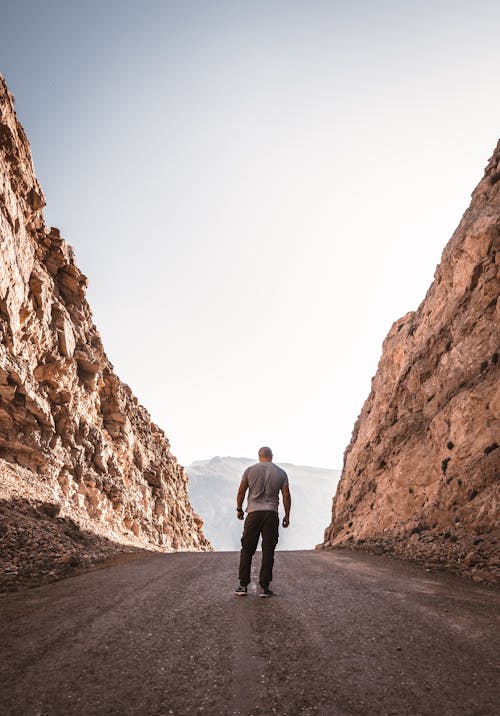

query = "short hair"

[{"left": 258, "top": 446, "right": 273, "bottom": 459}]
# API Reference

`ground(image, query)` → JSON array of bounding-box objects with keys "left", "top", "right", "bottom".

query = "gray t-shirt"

[{"left": 242, "top": 462, "right": 289, "bottom": 513}]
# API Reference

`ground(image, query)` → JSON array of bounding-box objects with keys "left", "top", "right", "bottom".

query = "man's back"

[
  {"left": 242, "top": 462, "right": 288, "bottom": 513},
  {"left": 236, "top": 447, "right": 291, "bottom": 596}
]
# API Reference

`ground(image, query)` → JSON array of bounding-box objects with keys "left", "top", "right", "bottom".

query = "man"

[{"left": 234, "top": 446, "right": 291, "bottom": 597}]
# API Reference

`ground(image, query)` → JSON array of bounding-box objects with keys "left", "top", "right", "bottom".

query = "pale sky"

[{"left": 1, "top": 1, "right": 499, "bottom": 468}]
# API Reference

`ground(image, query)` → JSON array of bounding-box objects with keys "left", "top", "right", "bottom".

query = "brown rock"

[
  {"left": 463, "top": 551, "right": 479, "bottom": 567},
  {"left": 0, "top": 73, "right": 211, "bottom": 577},
  {"left": 323, "top": 139, "right": 500, "bottom": 583}
]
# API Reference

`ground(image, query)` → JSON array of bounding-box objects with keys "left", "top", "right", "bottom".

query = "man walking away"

[{"left": 235, "top": 446, "right": 291, "bottom": 597}]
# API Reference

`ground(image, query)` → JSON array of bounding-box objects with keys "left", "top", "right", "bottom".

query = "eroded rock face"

[
  {"left": 0, "top": 74, "right": 210, "bottom": 572},
  {"left": 323, "top": 140, "right": 500, "bottom": 583}
]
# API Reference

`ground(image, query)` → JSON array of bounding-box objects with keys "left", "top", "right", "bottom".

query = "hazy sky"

[{"left": 1, "top": 1, "right": 499, "bottom": 468}]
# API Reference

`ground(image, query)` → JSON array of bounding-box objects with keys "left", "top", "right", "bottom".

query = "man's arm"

[
  {"left": 281, "top": 484, "right": 291, "bottom": 527},
  {"left": 236, "top": 479, "right": 248, "bottom": 520}
]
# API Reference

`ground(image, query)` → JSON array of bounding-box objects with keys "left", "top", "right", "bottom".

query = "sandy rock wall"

[
  {"left": 0, "top": 75, "right": 210, "bottom": 564},
  {"left": 323, "top": 140, "right": 500, "bottom": 582}
]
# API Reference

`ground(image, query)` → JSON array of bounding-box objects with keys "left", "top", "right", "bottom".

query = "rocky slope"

[
  {"left": 322, "top": 140, "right": 500, "bottom": 583},
  {"left": 0, "top": 76, "right": 210, "bottom": 590}
]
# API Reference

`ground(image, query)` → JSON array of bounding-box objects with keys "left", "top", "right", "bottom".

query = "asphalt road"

[{"left": 0, "top": 550, "right": 498, "bottom": 716}]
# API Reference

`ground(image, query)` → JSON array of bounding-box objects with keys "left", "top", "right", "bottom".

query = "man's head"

[{"left": 258, "top": 446, "right": 273, "bottom": 462}]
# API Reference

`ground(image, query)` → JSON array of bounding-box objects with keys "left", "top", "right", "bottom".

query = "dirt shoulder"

[
  {"left": 318, "top": 529, "right": 499, "bottom": 585},
  {"left": 0, "top": 495, "right": 153, "bottom": 593}
]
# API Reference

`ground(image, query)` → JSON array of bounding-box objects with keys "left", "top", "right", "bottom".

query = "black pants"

[{"left": 238, "top": 510, "right": 279, "bottom": 588}]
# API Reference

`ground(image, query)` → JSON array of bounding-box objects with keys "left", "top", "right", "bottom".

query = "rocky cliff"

[
  {"left": 323, "top": 140, "right": 500, "bottom": 583},
  {"left": 0, "top": 76, "right": 210, "bottom": 589}
]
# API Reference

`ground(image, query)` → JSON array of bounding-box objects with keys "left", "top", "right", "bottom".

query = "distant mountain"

[{"left": 186, "top": 457, "right": 341, "bottom": 551}]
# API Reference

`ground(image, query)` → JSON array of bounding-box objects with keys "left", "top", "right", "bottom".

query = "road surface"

[{"left": 0, "top": 550, "right": 498, "bottom": 715}]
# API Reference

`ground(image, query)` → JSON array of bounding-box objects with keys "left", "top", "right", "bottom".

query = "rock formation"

[
  {"left": 0, "top": 75, "right": 210, "bottom": 589},
  {"left": 322, "top": 140, "right": 500, "bottom": 583}
]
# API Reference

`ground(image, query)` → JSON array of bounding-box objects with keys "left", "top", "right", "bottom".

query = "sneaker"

[
  {"left": 259, "top": 587, "right": 274, "bottom": 598},
  {"left": 234, "top": 585, "right": 247, "bottom": 596}
]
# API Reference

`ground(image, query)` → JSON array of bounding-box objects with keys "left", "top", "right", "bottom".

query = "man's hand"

[
  {"left": 282, "top": 516, "right": 290, "bottom": 528},
  {"left": 236, "top": 479, "right": 248, "bottom": 521}
]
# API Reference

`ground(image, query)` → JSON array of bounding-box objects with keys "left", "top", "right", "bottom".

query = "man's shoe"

[
  {"left": 259, "top": 587, "right": 273, "bottom": 598},
  {"left": 234, "top": 585, "right": 247, "bottom": 596}
]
